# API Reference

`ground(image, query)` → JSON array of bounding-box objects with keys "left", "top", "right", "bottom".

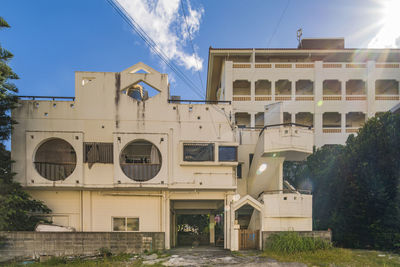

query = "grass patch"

[
  {"left": 265, "top": 232, "right": 332, "bottom": 254},
  {"left": 263, "top": 248, "right": 400, "bottom": 267}
]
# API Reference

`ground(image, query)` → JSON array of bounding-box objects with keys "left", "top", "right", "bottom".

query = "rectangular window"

[
  {"left": 237, "top": 164, "right": 242, "bottom": 179},
  {"left": 218, "top": 146, "right": 238, "bottom": 162},
  {"left": 84, "top": 142, "right": 113, "bottom": 164},
  {"left": 112, "top": 217, "right": 139, "bottom": 231},
  {"left": 183, "top": 143, "right": 214, "bottom": 161}
]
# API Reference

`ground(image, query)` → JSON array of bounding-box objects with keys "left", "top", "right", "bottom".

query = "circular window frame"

[
  {"left": 119, "top": 139, "right": 162, "bottom": 182},
  {"left": 33, "top": 137, "right": 77, "bottom": 181}
]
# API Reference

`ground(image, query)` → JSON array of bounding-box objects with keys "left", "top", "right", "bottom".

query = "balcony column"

[
  {"left": 291, "top": 112, "right": 296, "bottom": 124},
  {"left": 251, "top": 79, "right": 255, "bottom": 102},
  {"left": 291, "top": 80, "right": 295, "bottom": 101},
  {"left": 341, "top": 80, "right": 346, "bottom": 101},
  {"left": 271, "top": 80, "right": 276, "bottom": 101},
  {"left": 250, "top": 112, "right": 256, "bottom": 128},
  {"left": 314, "top": 61, "right": 323, "bottom": 146},
  {"left": 225, "top": 61, "right": 233, "bottom": 102},
  {"left": 341, "top": 113, "right": 346, "bottom": 133},
  {"left": 367, "top": 61, "right": 376, "bottom": 118}
]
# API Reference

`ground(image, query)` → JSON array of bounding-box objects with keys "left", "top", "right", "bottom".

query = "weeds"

[{"left": 264, "top": 232, "right": 332, "bottom": 254}]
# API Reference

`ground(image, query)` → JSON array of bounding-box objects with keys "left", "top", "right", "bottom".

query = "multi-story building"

[
  {"left": 11, "top": 38, "right": 399, "bottom": 251},
  {"left": 11, "top": 62, "right": 313, "bottom": 251},
  {"left": 206, "top": 38, "right": 400, "bottom": 146}
]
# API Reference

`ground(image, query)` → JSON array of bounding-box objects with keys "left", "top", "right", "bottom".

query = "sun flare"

[{"left": 368, "top": 0, "right": 400, "bottom": 48}]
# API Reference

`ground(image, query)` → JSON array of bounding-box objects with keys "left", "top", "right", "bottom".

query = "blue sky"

[{"left": 1, "top": 0, "right": 397, "bottom": 101}]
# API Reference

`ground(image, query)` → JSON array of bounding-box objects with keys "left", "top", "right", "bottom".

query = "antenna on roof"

[{"left": 297, "top": 28, "right": 303, "bottom": 48}]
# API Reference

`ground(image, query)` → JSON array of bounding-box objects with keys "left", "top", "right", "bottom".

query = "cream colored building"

[
  {"left": 11, "top": 38, "right": 399, "bottom": 251},
  {"left": 11, "top": 61, "right": 313, "bottom": 251},
  {"left": 206, "top": 38, "right": 400, "bottom": 147}
]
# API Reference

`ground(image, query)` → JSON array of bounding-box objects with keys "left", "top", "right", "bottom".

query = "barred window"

[
  {"left": 84, "top": 143, "right": 113, "bottom": 166},
  {"left": 218, "top": 146, "right": 238, "bottom": 162},
  {"left": 183, "top": 143, "right": 214, "bottom": 162}
]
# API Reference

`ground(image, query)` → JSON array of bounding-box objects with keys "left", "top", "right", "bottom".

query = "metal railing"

[
  {"left": 258, "top": 122, "right": 313, "bottom": 136},
  {"left": 257, "top": 189, "right": 312, "bottom": 199},
  {"left": 18, "top": 96, "right": 75, "bottom": 101}
]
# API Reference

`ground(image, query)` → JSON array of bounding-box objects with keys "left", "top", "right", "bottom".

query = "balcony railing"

[
  {"left": 322, "top": 128, "right": 341, "bottom": 133},
  {"left": 231, "top": 62, "right": 400, "bottom": 69},
  {"left": 323, "top": 95, "right": 342, "bottom": 101},
  {"left": 375, "top": 95, "right": 400, "bottom": 100},
  {"left": 345, "top": 95, "right": 366, "bottom": 101},
  {"left": 255, "top": 95, "right": 272, "bottom": 101},
  {"left": 295, "top": 95, "right": 314, "bottom": 101},
  {"left": 345, "top": 127, "right": 359, "bottom": 133},
  {"left": 232, "top": 95, "right": 251, "bottom": 101}
]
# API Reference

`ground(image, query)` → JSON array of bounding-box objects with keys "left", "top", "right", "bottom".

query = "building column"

[
  {"left": 209, "top": 214, "right": 215, "bottom": 245},
  {"left": 314, "top": 61, "right": 323, "bottom": 146},
  {"left": 341, "top": 80, "right": 346, "bottom": 101},
  {"left": 291, "top": 112, "right": 296, "bottom": 124},
  {"left": 271, "top": 80, "right": 275, "bottom": 101},
  {"left": 291, "top": 80, "right": 295, "bottom": 101},
  {"left": 225, "top": 61, "right": 233, "bottom": 102},
  {"left": 251, "top": 79, "right": 255, "bottom": 102},
  {"left": 250, "top": 112, "right": 255, "bottom": 128},
  {"left": 341, "top": 113, "right": 346, "bottom": 133},
  {"left": 367, "top": 61, "right": 376, "bottom": 118}
]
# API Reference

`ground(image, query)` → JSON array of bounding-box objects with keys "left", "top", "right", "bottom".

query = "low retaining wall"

[
  {"left": 0, "top": 232, "right": 165, "bottom": 262},
  {"left": 262, "top": 231, "right": 332, "bottom": 250}
]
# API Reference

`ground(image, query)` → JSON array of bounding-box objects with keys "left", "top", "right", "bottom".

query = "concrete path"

[{"left": 142, "top": 246, "right": 306, "bottom": 267}]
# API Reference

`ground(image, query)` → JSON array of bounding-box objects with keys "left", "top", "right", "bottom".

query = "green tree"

[
  {"left": 0, "top": 17, "right": 50, "bottom": 231},
  {"left": 286, "top": 112, "right": 400, "bottom": 250}
]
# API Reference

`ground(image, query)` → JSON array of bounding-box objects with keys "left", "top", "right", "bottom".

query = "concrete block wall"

[
  {"left": 0, "top": 232, "right": 165, "bottom": 262},
  {"left": 262, "top": 230, "right": 332, "bottom": 250}
]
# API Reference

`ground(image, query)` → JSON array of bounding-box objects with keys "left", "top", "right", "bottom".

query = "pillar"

[
  {"left": 271, "top": 80, "right": 275, "bottom": 101},
  {"left": 341, "top": 113, "right": 346, "bottom": 133},
  {"left": 209, "top": 214, "right": 215, "bottom": 245},
  {"left": 367, "top": 61, "right": 376, "bottom": 118}
]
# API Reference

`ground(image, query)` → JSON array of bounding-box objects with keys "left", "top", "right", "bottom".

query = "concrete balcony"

[
  {"left": 260, "top": 124, "right": 313, "bottom": 161},
  {"left": 262, "top": 192, "right": 312, "bottom": 218}
]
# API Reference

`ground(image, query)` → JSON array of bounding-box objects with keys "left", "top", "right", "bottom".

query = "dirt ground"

[{"left": 142, "top": 246, "right": 306, "bottom": 267}]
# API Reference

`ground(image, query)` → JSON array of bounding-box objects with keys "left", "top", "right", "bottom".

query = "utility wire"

[
  {"left": 107, "top": 0, "right": 233, "bottom": 128},
  {"left": 180, "top": 0, "right": 204, "bottom": 91},
  {"left": 107, "top": 0, "right": 205, "bottom": 99},
  {"left": 266, "top": 0, "right": 291, "bottom": 48}
]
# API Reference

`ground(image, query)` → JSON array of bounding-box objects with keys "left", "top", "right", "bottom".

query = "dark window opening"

[
  {"left": 84, "top": 143, "right": 113, "bottom": 167},
  {"left": 237, "top": 164, "right": 242, "bottom": 179},
  {"left": 249, "top": 153, "right": 254, "bottom": 169},
  {"left": 218, "top": 146, "right": 237, "bottom": 162},
  {"left": 183, "top": 143, "right": 214, "bottom": 162}
]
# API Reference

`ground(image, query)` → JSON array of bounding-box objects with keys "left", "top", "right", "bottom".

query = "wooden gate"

[{"left": 239, "top": 229, "right": 259, "bottom": 250}]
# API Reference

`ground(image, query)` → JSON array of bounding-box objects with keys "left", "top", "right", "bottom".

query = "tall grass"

[{"left": 265, "top": 232, "right": 332, "bottom": 254}]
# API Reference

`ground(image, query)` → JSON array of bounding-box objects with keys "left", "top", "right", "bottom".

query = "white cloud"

[{"left": 115, "top": 0, "right": 204, "bottom": 71}]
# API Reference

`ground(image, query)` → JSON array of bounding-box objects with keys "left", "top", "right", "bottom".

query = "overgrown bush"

[{"left": 264, "top": 232, "right": 332, "bottom": 254}]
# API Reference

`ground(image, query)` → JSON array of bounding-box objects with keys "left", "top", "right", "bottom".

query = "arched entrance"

[{"left": 232, "top": 195, "right": 263, "bottom": 250}]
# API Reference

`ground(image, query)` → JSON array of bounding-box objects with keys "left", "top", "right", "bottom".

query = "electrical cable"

[{"left": 266, "top": 0, "right": 291, "bottom": 48}]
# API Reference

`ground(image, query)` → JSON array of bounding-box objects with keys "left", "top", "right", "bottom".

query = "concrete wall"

[
  {"left": 0, "top": 231, "right": 164, "bottom": 262},
  {"left": 262, "top": 230, "right": 332, "bottom": 250}
]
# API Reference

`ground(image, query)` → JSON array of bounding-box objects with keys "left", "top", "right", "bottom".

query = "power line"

[
  {"left": 180, "top": 0, "right": 204, "bottom": 91},
  {"left": 106, "top": 0, "right": 205, "bottom": 99},
  {"left": 106, "top": 0, "right": 233, "bottom": 128},
  {"left": 266, "top": 0, "right": 291, "bottom": 48}
]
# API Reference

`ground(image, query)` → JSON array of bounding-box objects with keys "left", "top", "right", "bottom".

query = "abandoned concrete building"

[{"left": 11, "top": 38, "right": 400, "bottom": 251}]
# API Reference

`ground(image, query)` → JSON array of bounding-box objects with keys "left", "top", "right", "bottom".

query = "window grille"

[
  {"left": 183, "top": 143, "right": 214, "bottom": 161},
  {"left": 84, "top": 142, "right": 113, "bottom": 165}
]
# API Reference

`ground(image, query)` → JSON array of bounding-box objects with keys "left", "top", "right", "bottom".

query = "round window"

[
  {"left": 119, "top": 140, "right": 162, "bottom": 181},
  {"left": 34, "top": 138, "right": 77, "bottom": 181}
]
